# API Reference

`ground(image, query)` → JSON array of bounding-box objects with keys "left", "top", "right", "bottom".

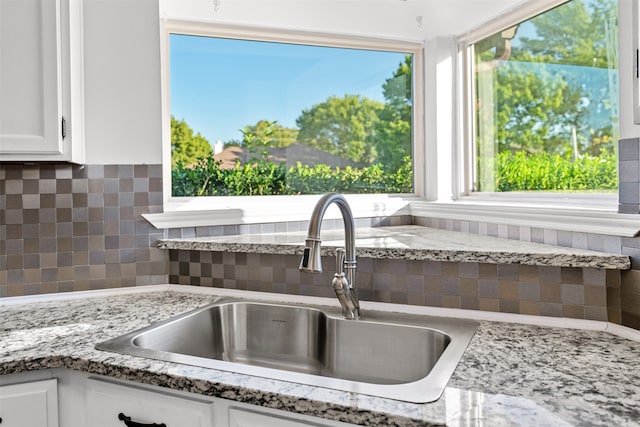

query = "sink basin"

[{"left": 96, "top": 298, "right": 478, "bottom": 403}]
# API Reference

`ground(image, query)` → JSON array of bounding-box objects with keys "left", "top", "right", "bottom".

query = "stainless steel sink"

[{"left": 96, "top": 298, "right": 478, "bottom": 403}]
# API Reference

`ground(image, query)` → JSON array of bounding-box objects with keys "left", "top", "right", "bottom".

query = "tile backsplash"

[
  {"left": 2, "top": 162, "right": 640, "bottom": 330},
  {"left": 169, "top": 250, "right": 613, "bottom": 322},
  {"left": 0, "top": 164, "right": 166, "bottom": 296},
  {"left": 412, "top": 216, "right": 640, "bottom": 328}
]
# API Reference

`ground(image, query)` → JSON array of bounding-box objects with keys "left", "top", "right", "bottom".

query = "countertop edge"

[{"left": 157, "top": 226, "right": 631, "bottom": 270}]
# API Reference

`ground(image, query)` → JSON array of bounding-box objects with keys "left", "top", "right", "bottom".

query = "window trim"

[
  {"left": 149, "top": 7, "right": 639, "bottom": 237},
  {"left": 159, "top": 19, "right": 425, "bottom": 222},
  {"left": 454, "top": 0, "right": 621, "bottom": 207},
  {"left": 457, "top": 0, "right": 571, "bottom": 45},
  {"left": 401, "top": 0, "right": 636, "bottom": 237}
]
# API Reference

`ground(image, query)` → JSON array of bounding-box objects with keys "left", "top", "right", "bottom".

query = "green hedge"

[
  {"left": 495, "top": 151, "right": 617, "bottom": 191},
  {"left": 171, "top": 156, "right": 413, "bottom": 196},
  {"left": 171, "top": 151, "right": 617, "bottom": 197}
]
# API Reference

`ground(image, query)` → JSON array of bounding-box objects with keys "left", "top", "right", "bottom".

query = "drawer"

[{"left": 86, "top": 378, "right": 214, "bottom": 427}]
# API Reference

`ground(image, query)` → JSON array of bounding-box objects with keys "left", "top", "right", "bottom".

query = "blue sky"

[{"left": 170, "top": 34, "right": 407, "bottom": 145}]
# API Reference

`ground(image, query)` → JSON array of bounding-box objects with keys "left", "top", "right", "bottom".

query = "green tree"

[
  {"left": 242, "top": 120, "right": 298, "bottom": 148},
  {"left": 296, "top": 95, "right": 384, "bottom": 164},
  {"left": 374, "top": 54, "right": 413, "bottom": 171},
  {"left": 241, "top": 119, "right": 277, "bottom": 161},
  {"left": 508, "top": 0, "right": 618, "bottom": 155},
  {"left": 171, "top": 116, "right": 212, "bottom": 168},
  {"left": 477, "top": 0, "right": 617, "bottom": 158},
  {"left": 494, "top": 62, "right": 586, "bottom": 155},
  {"left": 513, "top": 0, "right": 616, "bottom": 68}
]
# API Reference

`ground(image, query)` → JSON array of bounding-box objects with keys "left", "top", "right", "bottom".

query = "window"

[
  {"left": 469, "top": 0, "right": 619, "bottom": 194},
  {"left": 164, "top": 24, "right": 421, "bottom": 202}
]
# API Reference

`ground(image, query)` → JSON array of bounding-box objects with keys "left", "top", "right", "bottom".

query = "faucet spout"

[{"left": 299, "top": 193, "right": 360, "bottom": 319}]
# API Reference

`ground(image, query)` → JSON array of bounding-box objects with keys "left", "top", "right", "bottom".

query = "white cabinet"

[
  {"left": 85, "top": 378, "right": 215, "bottom": 427},
  {"left": 229, "top": 408, "right": 334, "bottom": 427},
  {"left": 0, "top": 378, "right": 59, "bottom": 427},
  {"left": 1, "top": 370, "right": 353, "bottom": 427},
  {"left": 0, "top": 0, "right": 84, "bottom": 162}
]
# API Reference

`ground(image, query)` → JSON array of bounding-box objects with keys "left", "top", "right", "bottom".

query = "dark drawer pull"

[{"left": 118, "top": 412, "right": 167, "bottom": 427}]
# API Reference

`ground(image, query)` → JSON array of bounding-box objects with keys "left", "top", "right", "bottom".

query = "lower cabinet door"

[
  {"left": 0, "top": 378, "right": 59, "bottom": 427},
  {"left": 85, "top": 378, "right": 214, "bottom": 427},
  {"left": 229, "top": 408, "right": 334, "bottom": 427}
]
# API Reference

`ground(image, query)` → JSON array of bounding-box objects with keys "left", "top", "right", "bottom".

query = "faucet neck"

[
  {"left": 302, "top": 193, "right": 359, "bottom": 319},
  {"left": 306, "top": 193, "right": 355, "bottom": 259}
]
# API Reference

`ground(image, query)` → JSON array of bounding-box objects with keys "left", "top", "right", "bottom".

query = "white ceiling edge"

[{"left": 159, "top": 0, "right": 527, "bottom": 41}]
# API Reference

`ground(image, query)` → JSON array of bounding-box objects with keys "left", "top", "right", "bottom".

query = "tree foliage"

[
  {"left": 241, "top": 119, "right": 298, "bottom": 148},
  {"left": 476, "top": 0, "right": 618, "bottom": 191},
  {"left": 493, "top": 63, "right": 585, "bottom": 154},
  {"left": 513, "top": 0, "right": 617, "bottom": 68},
  {"left": 296, "top": 95, "right": 384, "bottom": 164},
  {"left": 374, "top": 54, "right": 413, "bottom": 172},
  {"left": 171, "top": 116, "right": 212, "bottom": 168}
]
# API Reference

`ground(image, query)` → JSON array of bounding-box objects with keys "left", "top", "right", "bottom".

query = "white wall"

[{"left": 83, "top": 0, "right": 162, "bottom": 164}]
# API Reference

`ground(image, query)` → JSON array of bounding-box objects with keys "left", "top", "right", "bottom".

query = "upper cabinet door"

[
  {"left": 0, "top": 0, "right": 84, "bottom": 162},
  {"left": 0, "top": 0, "right": 62, "bottom": 155}
]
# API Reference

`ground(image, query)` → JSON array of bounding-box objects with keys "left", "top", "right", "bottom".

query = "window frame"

[
  {"left": 158, "top": 19, "right": 425, "bottom": 225},
  {"left": 146, "top": 8, "right": 639, "bottom": 238},
  {"left": 455, "top": 0, "right": 619, "bottom": 206},
  {"left": 407, "top": 0, "right": 638, "bottom": 238}
]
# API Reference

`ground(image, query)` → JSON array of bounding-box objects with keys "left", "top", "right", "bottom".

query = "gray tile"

[
  {"left": 459, "top": 262, "right": 479, "bottom": 278},
  {"left": 478, "top": 279, "right": 498, "bottom": 298},
  {"left": 583, "top": 268, "right": 606, "bottom": 286},
  {"left": 518, "top": 226, "right": 532, "bottom": 242},
  {"left": 618, "top": 204, "right": 639, "bottom": 214},
  {"left": 442, "top": 277, "right": 460, "bottom": 295},
  {"left": 118, "top": 165, "right": 134, "bottom": 178},
  {"left": 543, "top": 229, "right": 558, "bottom": 245},
  {"left": 571, "top": 232, "right": 588, "bottom": 250},
  {"left": 518, "top": 282, "right": 540, "bottom": 301},
  {"left": 619, "top": 160, "right": 639, "bottom": 183},
  {"left": 497, "top": 264, "right": 518, "bottom": 280},
  {"left": 540, "top": 302, "right": 563, "bottom": 317},
  {"left": 561, "top": 283, "right": 585, "bottom": 305},
  {"left": 39, "top": 179, "right": 56, "bottom": 194},
  {"left": 619, "top": 138, "right": 640, "bottom": 160},
  {"left": 619, "top": 182, "right": 640, "bottom": 205}
]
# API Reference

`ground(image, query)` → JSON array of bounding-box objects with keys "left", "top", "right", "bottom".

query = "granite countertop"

[
  {"left": 158, "top": 225, "right": 630, "bottom": 270},
  {"left": 1, "top": 287, "right": 639, "bottom": 426}
]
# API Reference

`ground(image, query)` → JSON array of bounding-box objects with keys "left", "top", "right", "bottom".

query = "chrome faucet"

[{"left": 299, "top": 193, "right": 360, "bottom": 320}]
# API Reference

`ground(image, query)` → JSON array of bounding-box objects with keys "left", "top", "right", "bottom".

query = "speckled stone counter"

[
  {"left": 1, "top": 288, "right": 639, "bottom": 426},
  {"left": 158, "top": 226, "right": 630, "bottom": 269}
]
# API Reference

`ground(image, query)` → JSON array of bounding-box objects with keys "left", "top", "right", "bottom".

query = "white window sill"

[
  {"left": 143, "top": 194, "right": 418, "bottom": 229},
  {"left": 144, "top": 193, "right": 639, "bottom": 238},
  {"left": 410, "top": 196, "right": 640, "bottom": 238}
]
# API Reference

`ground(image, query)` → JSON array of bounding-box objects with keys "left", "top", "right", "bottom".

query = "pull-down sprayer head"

[{"left": 299, "top": 237, "right": 322, "bottom": 273}]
